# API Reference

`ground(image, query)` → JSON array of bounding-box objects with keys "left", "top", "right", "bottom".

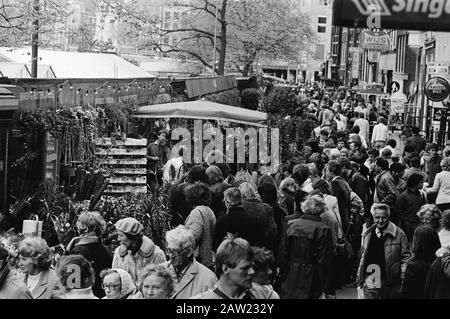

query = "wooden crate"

[{"left": 95, "top": 137, "right": 147, "bottom": 195}]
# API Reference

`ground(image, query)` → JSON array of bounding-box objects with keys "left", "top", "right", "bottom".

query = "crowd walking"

[{"left": 2, "top": 85, "right": 450, "bottom": 299}]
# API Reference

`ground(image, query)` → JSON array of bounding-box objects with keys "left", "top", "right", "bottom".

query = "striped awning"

[{"left": 0, "top": 86, "right": 18, "bottom": 111}]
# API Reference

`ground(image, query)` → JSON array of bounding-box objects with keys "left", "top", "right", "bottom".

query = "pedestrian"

[
  {"left": 100, "top": 268, "right": 137, "bottom": 299},
  {"left": 239, "top": 182, "right": 277, "bottom": 252},
  {"left": 0, "top": 245, "right": 32, "bottom": 299},
  {"left": 371, "top": 117, "right": 389, "bottom": 151},
  {"left": 55, "top": 255, "right": 98, "bottom": 299},
  {"left": 112, "top": 217, "right": 166, "bottom": 285},
  {"left": 399, "top": 225, "right": 441, "bottom": 299},
  {"left": 373, "top": 157, "right": 396, "bottom": 211},
  {"left": 185, "top": 183, "right": 216, "bottom": 269},
  {"left": 135, "top": 264, "right": 175, "bottom": 299},
  {"left": 250, "top": 247, "right": 279, "bottom": 299},
  {"left": 426, "top": 157, "right": 450, "bottom": 212},
  {"left": 417, "top": 204, "right": 443, "bottom": 232},
  {"left": 18, "top": 237, "right": 58, "bottom": 299},
  {"left": 396, "top": 174, "right": 427, "bottom": 242},
  {"left": 66, "top": 211, "right": 112, "bottom": 298},
  {"left": 213, "top": 187, "right": 266, "bottom": 251},
  {"left": 206, "top": 165, "right": 232, "bottom": 219},
  {"left": 280, "top": 194, "right": 334, "bottom": 299},
  {"left": 357, "top": 203, "right": 410, "bottom": 299},
  {"left": 193, "top": 235, "right": 265, "bottom": 299},
  {"left": 164, "top": 225, "right": 217, "bottom": 299},
  {"left": 424, "top": 245, "right": 450, "bottom": 298}
]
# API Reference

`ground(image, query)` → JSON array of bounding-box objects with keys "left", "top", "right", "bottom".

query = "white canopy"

[{"left": 134, "top": 100, "right": 267, "bottom": 127}]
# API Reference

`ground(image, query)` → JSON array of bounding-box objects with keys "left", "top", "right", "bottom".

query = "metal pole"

[
  {"left": 31, "top": 0, "right": 39, "bottom": 78},
  {"left": 212, "top": 6, "right": 218, "bottom": 76}
]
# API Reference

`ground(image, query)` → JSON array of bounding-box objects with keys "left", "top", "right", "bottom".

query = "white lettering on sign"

[{"left": 392, "top": 0, "right": 450, "bottom": 19}]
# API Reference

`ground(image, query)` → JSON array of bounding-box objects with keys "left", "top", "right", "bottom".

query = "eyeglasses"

[
  {"left": 102, "top": 283, "right": 121, "bottom": 290},
  {"left": 166, "top": 246, "right": 189, "bottom": 256}
]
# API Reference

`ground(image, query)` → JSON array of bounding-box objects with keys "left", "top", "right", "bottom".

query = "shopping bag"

[{"left": 22, "top": 215, "right": 43, "bottom": 237}]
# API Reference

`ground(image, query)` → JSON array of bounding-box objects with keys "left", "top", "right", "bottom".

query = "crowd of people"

[{"left": 2, "top": 85, "right": 450, "bottom": 299}]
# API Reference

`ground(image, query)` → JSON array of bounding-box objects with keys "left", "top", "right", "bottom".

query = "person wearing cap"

[
  {"left": 112, "top": 217, "right": 166, "bottom": 285},
  {"left": 0, "top": 245, "right": 33, "bottom": 299},
  {"left": 357, "top": 203, "right": 410, "bottom": 299}
]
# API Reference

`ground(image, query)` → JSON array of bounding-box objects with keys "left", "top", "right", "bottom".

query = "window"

[
  {"left": 174, "top": 12, "right": 179, "bottom": 19},
  {"left": 318, "top": 17, "right": 327, "bottom": 24},
  {"left": 165, "top": 12, "right": 171, "bottom": 19},
  {"left": 318, "top": 26, "right": 326, "bottom": 33}
]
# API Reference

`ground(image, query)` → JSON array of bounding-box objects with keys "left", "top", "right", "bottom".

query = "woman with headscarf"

[
  {"left": 101, "top": 268, "right": 137, "bottom": 299},
  {"left": 399, "top": 225, "right": 441, "bottom": 299},
  {"left": 426, "top": 157, "right": 450, "bottom": 212}
]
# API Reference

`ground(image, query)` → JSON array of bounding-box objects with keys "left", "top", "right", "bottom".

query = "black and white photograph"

[{"left": 0, "top": 0, "right": 450, "bottom": 307}]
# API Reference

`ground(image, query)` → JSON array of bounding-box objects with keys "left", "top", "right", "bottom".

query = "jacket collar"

[
  {"left": 363, "top": 221, "right": 397, "bottom": 238},
  {"left": 171, "top": 259, "right": 199, "bottom": 298},
  {"left": 24, "top": 269, "right": 51, "bottom": 299},
  {"left": 301, "top": 214, "right": 322, "bottom": 222},
  {"left": 66, "top": 235, "right": 99, "bottom": 252},
  {"left": 118, "top": 235, "right": 156, "bottom": 258}
]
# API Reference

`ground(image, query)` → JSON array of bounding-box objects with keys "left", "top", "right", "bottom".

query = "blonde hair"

[{"left": 238, "top": 182, "right": 260, "bottom": 201}]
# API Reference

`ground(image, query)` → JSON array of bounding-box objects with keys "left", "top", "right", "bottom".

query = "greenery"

[
  {"left": 204, "top": 88, "right": 241, "bottom": 107},
  {"left": 240, "top": 88, "right": 260, "bottom": 110}
]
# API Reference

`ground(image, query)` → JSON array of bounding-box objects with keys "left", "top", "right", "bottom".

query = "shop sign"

[
  {"left": 361, "top": 32, "right": 390, "bottom": 51},
  {"left": 425, "top": 77, "right": 450, "bottom": 102},
  {"left": 333, "top": 0, "right": 450, "bottom": 31}
]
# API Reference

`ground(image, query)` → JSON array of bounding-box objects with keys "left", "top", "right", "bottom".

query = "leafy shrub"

[
  {"left": 240, "top": 88, "right": 261, "bottom": 111},
  {"left": 262, "top": 87, "right": 302, "bottom": 114},
  {"left": 204, "top": 88, "right": 241, "bottom": 107}
]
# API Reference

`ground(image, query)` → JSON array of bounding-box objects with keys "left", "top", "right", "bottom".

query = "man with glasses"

[
  {"left": 164, "top": 225, "right": 217, "bottom": 299},
  {"left": 194, "top": 234, "right": 266, "bottom": 299},
  {"left": 357, "top": 203, "right": 410, "bottom": 299}
]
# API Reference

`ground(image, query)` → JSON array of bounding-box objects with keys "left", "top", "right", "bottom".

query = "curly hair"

[
  {"left": 76, "top": 211, "right": 106, "bottom": 237},
  {"left": 417, "top": 204, "right": 443, "bottom": 229},
  {"left": 140, "top": 264, "right": 175, "bottom": 298},
  {"left": 206, "top": 165, "right": 224, "bottom": 184},
  {"left": 165, "top": 225, "right": 195, "bottom": 251},
  {"left": 440, "top": 157, "right": 450, "bottom": 171},
  {"left": 18, "top": 237, "right": 52, "bottom": 271},
  {"left": 186, "top": 182, "right": 212, "bottom": 206}
]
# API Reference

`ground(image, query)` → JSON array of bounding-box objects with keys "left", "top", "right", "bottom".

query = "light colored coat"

[
  {"left": 165, "top": 259, "right": 217, "bottom": 299},
  {"left": 428, "top": 171, "right": 450, "bottom": 205},
  {"left": 21, "top": 268, "right": 58, "bottom": 299},
  {"left": 185, "top": 205, "right": 216, "bottom": 269},
  {"left": 112, "top": 235, "right": 166, "bottom": 286}
]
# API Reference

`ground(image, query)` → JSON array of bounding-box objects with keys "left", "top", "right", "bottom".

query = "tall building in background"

[{"left": 297, "top": 0, "right": 333, "bottom": 82}]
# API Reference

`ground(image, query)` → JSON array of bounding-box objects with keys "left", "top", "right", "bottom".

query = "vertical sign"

[
  {"left": 44, "top": 133, "right": 59, "bottom": 182},
  {"left": 352, "top": 51, "right": 360, "bottom": 79}
]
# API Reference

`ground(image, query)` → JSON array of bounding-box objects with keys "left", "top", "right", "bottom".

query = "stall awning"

[
  {"left": 0, "top": 86, "right": 18, "bottom": 111},
  {"left": 133, "top": 101, "right": 267, "bottom": 127}
]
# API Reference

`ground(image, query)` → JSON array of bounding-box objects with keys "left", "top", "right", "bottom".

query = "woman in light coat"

[
  {"left": 426, "top": 157, "right": 450, "bottom": 212},
  {"left": 185, "top": 183, "right": 216, "bottom": 269},
  {"left": 18, "top": 237, "right": 58, "bottom": 299}
]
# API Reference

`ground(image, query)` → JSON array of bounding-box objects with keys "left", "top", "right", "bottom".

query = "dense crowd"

[{"left": 2, "top": 85, "right": 450, "bottom": 299}]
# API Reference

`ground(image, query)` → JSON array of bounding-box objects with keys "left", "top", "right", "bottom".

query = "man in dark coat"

[
  {"left": 405, "top": 126, "right": 426, "bottom": 157},
  {"left": 169, "top": 166, "right": 209, "bottom": 227},
  {"left": 326, "top": 160, "right": 352, "bottom": 231},
  {"left": 212, "top": 188, "right": 266, "bottom": 252},
  {"left": 280, "top": 195, "right": 334, "bottom": 299},
  {"left": 426, "top": 143, "right": 442, "bottom": 187}
]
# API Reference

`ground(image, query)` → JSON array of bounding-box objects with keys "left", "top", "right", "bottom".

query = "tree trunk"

[
  {"left": 242, "top": 63, "right": 251, "bottom": 77},
  {"left": 217, "top": 0, "right": 228, "bottom": 75}
]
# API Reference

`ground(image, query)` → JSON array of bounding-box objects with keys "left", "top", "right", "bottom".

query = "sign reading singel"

[{"left": 333, "top": 0, "right": 450, "bottom": 31}]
